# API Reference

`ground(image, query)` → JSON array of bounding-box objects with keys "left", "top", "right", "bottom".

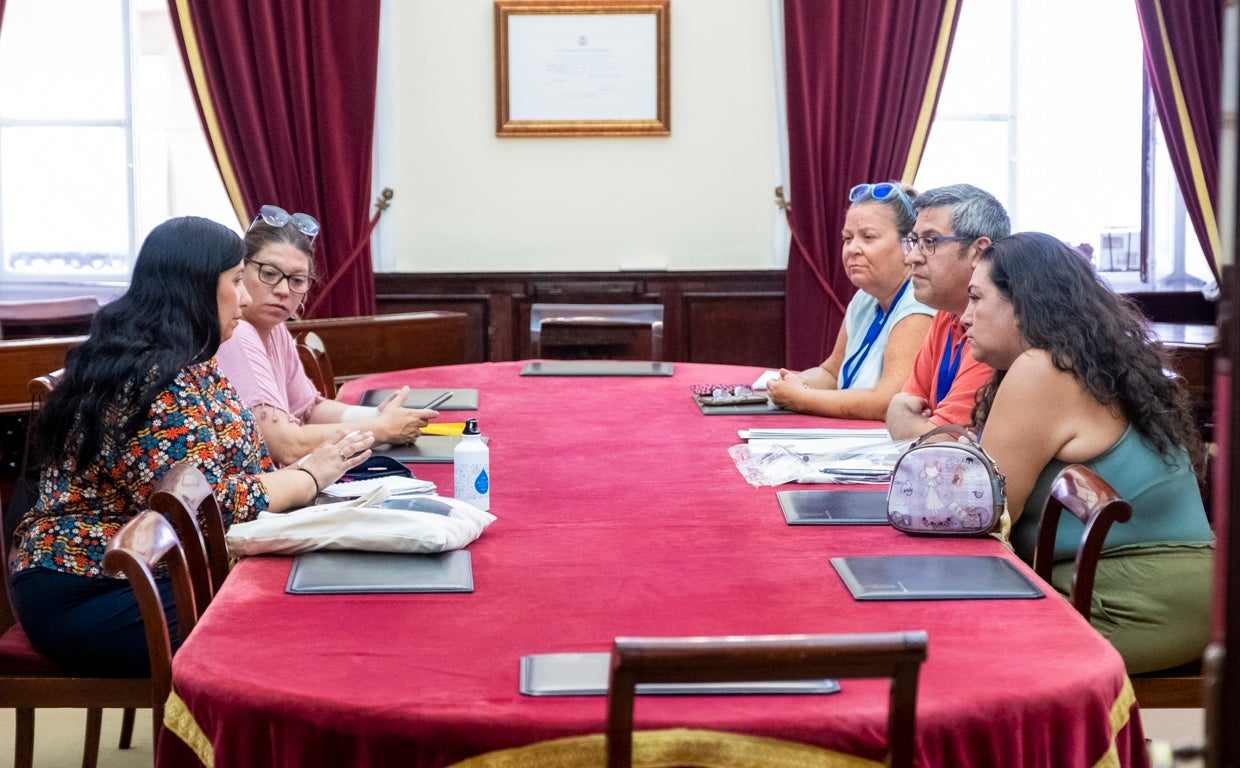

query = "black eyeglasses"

[
  {"left": 248, "top": 260, "right": 315, "bottom": 294},
  {"left": 849, "top": 182, "right": 914, "bottom": 217},
  {"left": 901, "top": 235, "right": 974, "bottom": 256},
  {"left": 250, "top": 204, "right": 320, "bottom": 246}
]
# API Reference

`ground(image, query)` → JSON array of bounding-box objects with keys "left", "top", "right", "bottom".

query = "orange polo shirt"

[{"left": 901, "top": 311, "right": 994, "bottom": 427}]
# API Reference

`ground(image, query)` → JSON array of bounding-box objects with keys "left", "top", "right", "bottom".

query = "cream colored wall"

[{"left": 378, "top": 0, "right": 780, "bottom": 273}]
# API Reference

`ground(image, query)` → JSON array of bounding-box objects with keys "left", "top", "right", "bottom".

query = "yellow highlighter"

[{"left": 421, "top": 422, "right": 466, "bottom": 436}]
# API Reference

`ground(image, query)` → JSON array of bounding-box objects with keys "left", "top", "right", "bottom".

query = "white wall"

[{"left": 377, "top": 0, "right": 780, "bottom": 273}]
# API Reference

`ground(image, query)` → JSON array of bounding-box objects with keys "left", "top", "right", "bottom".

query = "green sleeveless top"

[{"left": 1012, "top": 425, "right": 1214, "bottom": 563}]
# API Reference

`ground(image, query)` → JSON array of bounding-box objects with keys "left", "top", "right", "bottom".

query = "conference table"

[{"left": 157, "top": 361, "right": 1147, "bottom": 768}]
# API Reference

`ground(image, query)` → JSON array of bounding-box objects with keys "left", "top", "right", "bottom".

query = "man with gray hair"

[{"left": 886, "top": 183, "right": 1011, "bottom": 439}]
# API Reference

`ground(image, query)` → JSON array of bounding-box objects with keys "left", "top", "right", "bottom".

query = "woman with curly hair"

[
  {"left": 9, "top": 216, "right": 374, "bottom": 675},
  {"left": 961, "top": 231, "right": 1213, "bottom": 674}
]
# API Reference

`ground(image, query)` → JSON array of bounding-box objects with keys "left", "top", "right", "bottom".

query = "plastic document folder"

[
  {"left": 830, "top": 555, "right": 1045, "bottom": 601},
  {"left": 358, "top": 388, "right": 479, "bottom": 411},
  {"left": 520, "top": 361, "right": 675, "bottom": 377},
  {"left": 777, "top": 489, "right": 889, "bottom": 525},
  {"left": 518, "top": 653, "right": 840, "bottom": 696},
  {"left": 286, "top": 550, "right": 474, "bottom": 594},
  {"left": 375, "top": 435, "right": 488, "bottom": 464}
]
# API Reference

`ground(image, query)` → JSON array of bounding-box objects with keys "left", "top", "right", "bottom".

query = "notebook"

[
  {"left": 357, "top": 388, "right": 479, "bottom": 411},
  {"left": 520, "top": 361, "right": 675, "bottom": 377},
  {"left": 286, "top": 550, "right": 474, "bottom": 594},
  {"left": 518, "top": 653, "right": 840, "bottom": 696},
  {"left": 830, "top": 555, "right": 1045, "bottom": 601},
  {"left": 777, "top": 489, "right": 889, "bottom": 525},
  {"left": 374, "top": 435, "right": 489, "bottom": 463}
]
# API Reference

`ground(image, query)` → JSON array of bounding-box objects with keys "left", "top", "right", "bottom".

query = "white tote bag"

[{"left": 225, "top": 486, "right": 496, "bottom": 557}]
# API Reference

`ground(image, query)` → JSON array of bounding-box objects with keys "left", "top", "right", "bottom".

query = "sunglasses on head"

[
  {"left": 848, "top": 183, "right": 914, "bottom": 217},
  {"left": 250, "top": 204, "right": 321, "bottom": 245}
]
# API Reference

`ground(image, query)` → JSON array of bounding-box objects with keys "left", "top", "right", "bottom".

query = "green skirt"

[{"left": 1051, "top": 543, "right": 1214, "bottom": 675}]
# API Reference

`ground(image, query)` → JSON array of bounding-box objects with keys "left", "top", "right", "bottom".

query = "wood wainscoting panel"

[{"left": 682, "top": 292, "right": 785, "bottom": 367}]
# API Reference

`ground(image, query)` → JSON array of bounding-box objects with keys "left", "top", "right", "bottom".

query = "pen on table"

[{"left": 421, "top": 391, "right": 453, "bottom": 410}]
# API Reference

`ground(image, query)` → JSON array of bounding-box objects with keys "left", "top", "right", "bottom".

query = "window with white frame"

[
  {"left": 915, "top": 0, "right": 1213, "bottom": 292},
  {"left": 0, "top": 0, "right": 234, "bottom": 288}
]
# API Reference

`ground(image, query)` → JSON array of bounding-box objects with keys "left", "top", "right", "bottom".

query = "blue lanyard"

[
  {"left": 840, "top": 280, "right": 910, "bottom": 389},
  {"left": 935, "top": 324, "right": 965, "bottom": 403}
]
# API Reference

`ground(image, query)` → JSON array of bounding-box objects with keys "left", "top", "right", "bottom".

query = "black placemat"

[
  {"left": 830, "top": 555, "right": 1045, "bottom": 601},
  {"left": 777, "top": 489, "right": 889, "bottom": 525},
  {"left": 519, "top": 653, "right": 840, "bottom": 696},
  {"left": 287, "top": 550, "right": 474, "bottom": 594}
]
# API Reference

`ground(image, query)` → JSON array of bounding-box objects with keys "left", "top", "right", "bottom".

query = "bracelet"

[{"left": 294, "top": 466, "right": 321, "bottom": 497}]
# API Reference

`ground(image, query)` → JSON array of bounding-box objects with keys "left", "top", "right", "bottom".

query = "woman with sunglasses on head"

[
  {"left": 767, "top": 182, "right": 934, "bottom": 420},
  {"left": 215, "top": 205, "right": 437, "bottom": 467},
  {"left": 8, "top": 216, "right": 374, "bottom": 674},
  {"left": 962, "top": 232, "right": 1213, "bottom": 674}
]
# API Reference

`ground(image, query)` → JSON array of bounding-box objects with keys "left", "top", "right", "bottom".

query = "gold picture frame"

[{"left": 494, "top": 0, "right": 671, "bottom": 137}]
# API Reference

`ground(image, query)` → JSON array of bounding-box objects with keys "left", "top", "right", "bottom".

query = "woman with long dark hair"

[
  {"left": 962, "top": 231, "right": 1213, "bottom": 673},
  {"left": 8, "top": 216, "right": 374, "bottom": 675}
]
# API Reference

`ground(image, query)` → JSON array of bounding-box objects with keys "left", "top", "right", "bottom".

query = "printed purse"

[{"left": 886, "top": 425, "right": 1007, "bottom": 536}]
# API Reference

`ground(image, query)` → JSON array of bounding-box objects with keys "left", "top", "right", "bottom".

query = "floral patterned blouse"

[{"left": 11, "top": 359, "right": 273, "bottom": 579}]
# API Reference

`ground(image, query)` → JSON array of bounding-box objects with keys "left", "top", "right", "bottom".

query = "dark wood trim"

[{"left": 375, "top": 270, "right": 787, "bottom": 366}]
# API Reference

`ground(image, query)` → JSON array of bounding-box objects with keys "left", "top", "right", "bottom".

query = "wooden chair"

[
  {"left": 294, "top": 330, "right": 336, "bottom": 398},
  {"left": 446, "top": 631, "right": 928, "bottom": 768},
  {"left": 0, "top": 500, "right": 149, "bottom": 768},
  {"left": 148, "top": 464, "right": 229, "bottom": 612},
  {"left": 1032, "top": 464, "right": 1133, "bottom": 621},
  {"left": 529, "top": 303, "right": 664, "bottom": 361},
  {"left": 101, "top": 510, "right": 199, "bottom": 753},
  {"left": 608, "top": 631, "right": 927, "bottom": 768},
  {"left": 3, "top": 370, "right": 65, "bottom": 548},
  {"left": 0, "top": 297, "right": 100, "bottom": 341},
  {"left": 1033, "top": 463, "right": 1204, "bottom": 709}
]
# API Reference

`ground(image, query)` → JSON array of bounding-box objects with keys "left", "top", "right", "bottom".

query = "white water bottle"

[{"left": 453, "top": 418, "right": 490, "bottom": 510}]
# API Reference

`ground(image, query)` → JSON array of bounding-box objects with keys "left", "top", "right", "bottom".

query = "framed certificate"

[{"left": 494, "top": 0, "right": 671, "bottom": 137}]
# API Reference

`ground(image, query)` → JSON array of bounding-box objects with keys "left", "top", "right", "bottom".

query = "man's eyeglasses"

[
  {"left": 901, "top": 235, "right": 974, "bottom": 256},
  {"left": 248, "top": 260, "right": 315, "bottom": 294},
  {"left": 250, "top": 204, "right": 320, "bottom": 245},
  {"left": 849, "top": 182, "right": 914, "bottom": 217}
]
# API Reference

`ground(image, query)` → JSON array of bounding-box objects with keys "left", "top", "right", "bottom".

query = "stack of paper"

[
  {"left": 321, "top": 475, "right": 436, "bottom": 498},
  {"left": 739, "top": 427, "right": 890, "bottom": 440}
]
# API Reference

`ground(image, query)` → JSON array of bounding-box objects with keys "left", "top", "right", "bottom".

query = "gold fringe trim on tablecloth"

[
  {"left": 163, "top": 687, "right": 215, "bottom": 768},
  {"left": 1091, "top": 675, "right": 1138, "bottom": 768},
  {"left": 445, "top": 728, "right": 883, "bottom": 768}
]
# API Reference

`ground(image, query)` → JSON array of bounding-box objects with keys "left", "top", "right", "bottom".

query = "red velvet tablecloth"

[{"left": 158, "top": 361, "right": 1146, "bottom": 768}]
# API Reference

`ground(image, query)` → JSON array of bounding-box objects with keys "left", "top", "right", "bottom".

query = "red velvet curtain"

[
  {"left": 781, "top": 0, "right": 963, "bottom": 369},
  {"left": 1135, "top": 0, "right": 1224, "bottom": 282},
  {"left": 165, "top": 0, "right": 381, "bottom": 318}
]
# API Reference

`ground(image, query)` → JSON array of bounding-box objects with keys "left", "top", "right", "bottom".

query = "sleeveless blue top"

[{"left": 1012, "top": 425, "right": 1213, "bottom": 563}]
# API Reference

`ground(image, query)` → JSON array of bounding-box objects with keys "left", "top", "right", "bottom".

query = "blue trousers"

[{"left": 11, "top": 566, "right": 180, "bottom": 677}]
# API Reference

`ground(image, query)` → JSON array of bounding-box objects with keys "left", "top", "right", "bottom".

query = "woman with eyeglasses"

[
  {"left": 767, "top": 182, "right": 934, "bottom": 420},
  {"left": 8, "top": 216, "right": 374, "bottom": 674},
  {"left": 215, "top": 205, "right": 437, "bottom": 467},
  {"left": 963, "top": 232, "right": 1213, "bottom": 674}
]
